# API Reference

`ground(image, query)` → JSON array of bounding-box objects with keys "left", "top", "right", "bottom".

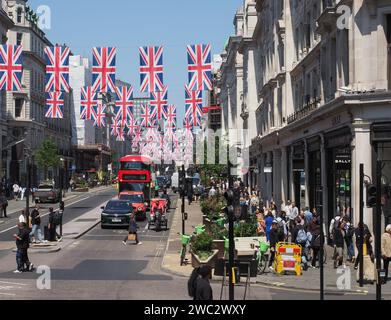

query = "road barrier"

[{"left": 274, "top": 242, "right": 302, "bottom": 276}]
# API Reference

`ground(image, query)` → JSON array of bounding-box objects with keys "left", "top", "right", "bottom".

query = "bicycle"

[
  {"left": 180, "top": 234, "right": 192, "bottom": 266},
  {"left": 256, "top": 241, "right": 270, "bottom": 275}
]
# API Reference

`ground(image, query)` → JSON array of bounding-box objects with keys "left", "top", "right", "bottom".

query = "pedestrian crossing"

[{"left": 0, "top": 280, "right": 29, "bottom": 298}]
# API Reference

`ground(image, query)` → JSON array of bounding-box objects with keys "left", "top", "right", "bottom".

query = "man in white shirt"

[
  {"left": 19, "top": 211, "right": 26, "bottom": 224},
  {"left": 209, "top": 186, "right": 217, "bottom": 198},
  {"left": 13, "top": 183, "right": 20, "bottom": 201}
]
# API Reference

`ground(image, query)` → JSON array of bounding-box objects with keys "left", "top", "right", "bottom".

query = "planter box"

[
  {"left": 74, "top": 188, "right": 89, "bottom": 192},
  {"left": 191, "top": 250, "right": 219, "bottom": 268},
  {"left": 212, "top": 240, "right": 225, "bottom": 259}
]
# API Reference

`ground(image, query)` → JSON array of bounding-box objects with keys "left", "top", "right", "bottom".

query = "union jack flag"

[
  {"left": 132, "top": 127, "right": 143, "bottom": 147},
  {"left": 183, "top": 116, "right": 195, "bottom": 143},
  {"left": 80, "top": 87, "right": 98, "bottom": 120},
  {"left": 114, "top": 86, "right": 134, "bottom": 127},
  {"left": 116, "top": 126, "right": 126, "bottom": 142},
  {"left": 45, "top": 46, "right": 70, "bottom": 93},
  {"left": 45, "top": 92, "right": 64, "bottom": 119},
  {"left": 110, "top": 119, "right": 121, "bottom": 137},
  {"left": 150, "top": 86, "right": 168, "bottom": 120},
  {"left": 185, "top": 85, "right": 203, "bottom": 127},
  {"left": 0, "top": 44, "right": 23, "bottom": 91},
  {"left": 126, "top": 116, "right": 139, "bottom": 137},
  {"left": 93, "top": 102, "right": 106, "bottom": 127},
  {"left": 139, "top": 46, "right": 164, "bottom": 93},
  {"left": 187, "top": 44, "right": 212, "bottom": 91},
  {"left": 92, "top": 47, "right": 116, "bottom": 93},
  {"left": 164, "top": 104, "right": 177, "bottom": 132},
  {"left": 140, "top": 104, "right": 156, "bottom": 128}
]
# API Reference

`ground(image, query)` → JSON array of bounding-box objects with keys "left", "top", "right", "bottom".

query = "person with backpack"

[
  {"left": 268, "top": 221, "right": 280, "bottom": 271},
  {"left": 310, "top": 224, "right": 322, "bottom": 268}
]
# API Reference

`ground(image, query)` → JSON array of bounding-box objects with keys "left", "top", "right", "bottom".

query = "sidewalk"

[
  {"left": 161, "top": 199, "right": 203, "bottom": 278},
  {"left": 14, "top": 194, "right": 113, "bottom": 254},
  {"left": 256, "top": 248, "right": 391, "bottom": 295}
]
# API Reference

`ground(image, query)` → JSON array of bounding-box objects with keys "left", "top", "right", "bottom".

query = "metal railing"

[{"left": 287, "top": 98, "right": 321, "bottom": 125}]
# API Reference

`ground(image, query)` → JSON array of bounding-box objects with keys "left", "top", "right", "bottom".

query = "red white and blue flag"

[
  {"left": 164, "top": 104, "right": 177, "bottom": 132},
  {"left": 80, "top": 86, "right": 98, "bottom": 120},
  {"left": 140, "top": 104, "right": 156, "bottom": 128},
  {"left": 185, "top": 85, "right": 203, "bottom": 127},
  {"left": 45, "top": 92, "right": 64, "bottom": 119},
  {"left": 110, "top": 119, "right": 121, "bottom": 137},
  {"left": 139, "top": 46, "right": 164, "bottom": 93},
  {"left": 93, "top": 102, "right": 106, "bottom": 127},
  {"left": 45, "top": 46, "right": 70, "bottom": 93},
  {"left": 114, "top": 86, "right": 134, "bottom": 127},
  {"left": 92, "top": 47, "right": 117, "bottom": 93},
  {"left": 116, "top": 126, "right": 126, "bottom": 142},
  {"left": 126, "top": 116, "right": 139, "bottom": 137},
  {"left": 150, "top": 86, "right": 168, "bottom": 120},
  {"left": 0, "top": 44, "right": 23, "bottom": 91},
  {"left": 187, "top": 44, "right": 212, "bottom": 91}
]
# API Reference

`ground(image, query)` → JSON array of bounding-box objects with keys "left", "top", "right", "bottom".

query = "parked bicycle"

[
  {"left": 180, "top": 234, "right": 192, "bottom": 266},
  {"left": 256, "top": 241, "right": 270, "bottom": 275}
]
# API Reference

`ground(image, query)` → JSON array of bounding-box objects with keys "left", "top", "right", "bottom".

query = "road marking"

[
  {"left": 0, "top": 280, "right": 28, "bottom": 286},
  {"left": 0, "top": 292, "right": 16, "bottom": 296},
  {"left": 0, "top": 189, "right": 113, "bottom": 235},
  {"left": 144, "top": 223, "right": 149, "bottom": 230}
]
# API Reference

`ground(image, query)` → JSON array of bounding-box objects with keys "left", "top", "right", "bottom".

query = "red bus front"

[{"left": 118, "top": 155, "right": 154, "bottom": 207}]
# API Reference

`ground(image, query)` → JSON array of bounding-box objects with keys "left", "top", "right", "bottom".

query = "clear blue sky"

[{"left": 29, "top": 0, "right": 242, "bottom": 125}]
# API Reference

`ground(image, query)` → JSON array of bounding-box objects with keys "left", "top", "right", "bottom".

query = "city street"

[{"left": 0, "top": 189, "right": 382, "bottom": 300}]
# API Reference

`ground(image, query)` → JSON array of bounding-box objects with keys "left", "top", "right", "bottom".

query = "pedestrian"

[
  {"left": 13, "top": 223, "right": 33, "bottom": 273},
  {"left": 333, "top": 220, "right": 346, "bottom": 269},
  {"left": 20, "top": 186, "right": 26, "bottom": 201},
  {"left": 310, "top": 224, "right": 322, "bottom": 268},
  {"left": 48, "top": 208, "right": 58, "bottom": 242},
  {"left": 194, "top": 265, "right": 213, "bottom": 300},
  {"left": 344, "top": 218, "right": 355, "bottom": 263},
  {"left": 13, "top": 182, "right": 20, "bottom": 201},
  {"left": 122, "top": 213, "right": 142, "bottom": 245},
  {"left": 381, "top": 225, "right": 391, "bottom": 283},
  {"left": 304, "top": 207, "right": 313, "bottom": 225},
  {"left": 329, "top": 215, "right": 341, "bottom": 242},
  {"left": 265, "top": 211, "right": 274, "bottom": 241},
  {"left": 257, "top": 213, "right": 266, "bottom": 236},
  {"left": 0, "top": 192, "right": 8, "bottom": 218},
  {"left": 29, "top": 205, "right": 44, "bottom": 244},
  {"left": 288, "top": 201, "right": 298, "bottom": 232},
  {"left": 292, "top": 218, "right": 309, "bottom": 270},
  {"left": 250, "top": 193, "right": 259, "bottom": 215},
  {"left": 268, "top": 221, "right": 280, "bottom": 271},
  {"left": 208, "top": 185, "right": 217, "bottom": 198},
  {"left": 354, "top": 222, "right": 374, "bottom": 270}
]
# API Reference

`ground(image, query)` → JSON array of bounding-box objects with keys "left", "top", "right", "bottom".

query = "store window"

[
  {"left": 378, "top": 142, "right": 391, "bottom": 223},
  {"left": 334, "top": 147, "right": 352, "bottom": 217}
]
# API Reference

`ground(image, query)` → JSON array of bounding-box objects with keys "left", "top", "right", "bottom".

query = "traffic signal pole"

[
  {"left": 181, "top": 165, "right": 186, "bottom": 236},
  {"left": 376, "top": 160, "right": 382, "bottom": 300},
  {"left": 227, "top": 144, "right": 235, "bottom": 301}
]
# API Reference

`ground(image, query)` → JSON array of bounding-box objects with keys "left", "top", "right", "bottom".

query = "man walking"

[
  {"left": 13, "top": 182, "right": 20, "bottom": 201},
  {"left": 268, "top": 221, "right": 280, "bottom": 271},
  {"left": 195, "top": 265, "right": 213, "bottom": 301},
  {"left": 29, "top": 205, "right": 44, "bottom": 243},
  {"left": 381, "top": 225, "right": 391, "bottom": 283},
  {"left": 13, "top": 223, "right": 33, "bottom": 273},
  {"left": 0, "top": 192, "right": 7, "bottom": 218}
]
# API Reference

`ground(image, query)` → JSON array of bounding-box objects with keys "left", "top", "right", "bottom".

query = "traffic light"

[
  {"left": 224, "top": 190, "right": 234, "bottom": 219},
  {"left": 367, "top": 184, "right": 377, "bottom": 208}
]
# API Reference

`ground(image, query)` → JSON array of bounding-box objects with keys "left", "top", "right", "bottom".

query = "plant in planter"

[
  {"left": 191, "top": 232, "right": 218, "bottom": 267},
  {"left": 200, "top": 195, "right": 226, "bottom": 221},
  {"left": 211, "top": 224, "right": 228, "bottom": 259},
  {"left": 234, "top": 220, "right": 258, "bottom": 238}
]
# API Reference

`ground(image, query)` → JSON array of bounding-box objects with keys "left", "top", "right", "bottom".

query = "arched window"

[{"left": 17, "top": 7, "right": 23, "bottom": 23}]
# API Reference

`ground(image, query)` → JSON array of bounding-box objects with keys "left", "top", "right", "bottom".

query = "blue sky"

[{"left": 29, "top": 0, "right": 242, "bottom": 124}]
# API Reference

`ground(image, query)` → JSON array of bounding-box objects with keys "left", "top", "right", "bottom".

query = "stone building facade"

[{"left": 219, "top": 0, "right": 391, "bottom": 232}]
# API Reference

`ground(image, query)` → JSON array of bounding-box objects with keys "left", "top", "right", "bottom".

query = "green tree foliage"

[{"left": 34, "top": 139, "right": 60, "bottom": 180}]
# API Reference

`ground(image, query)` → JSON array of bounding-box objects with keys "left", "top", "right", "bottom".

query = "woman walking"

[{"left": 122, "top": 214, "right": 142, "bottom": 246}]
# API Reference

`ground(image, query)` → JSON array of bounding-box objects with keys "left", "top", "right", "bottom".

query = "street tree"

[{"left": 34, "top": 138, "right": 60, "bottom": 180}]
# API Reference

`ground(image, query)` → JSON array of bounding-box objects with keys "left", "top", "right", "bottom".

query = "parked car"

[
  {"left": 118, "top": 191, "right": 147, "bottom": 220},
  {"left": 33, "top": 182, "right": 61, "bottom": 204},
  {"left": 101, "top": 200, "right": 134, "bottom": 229}
]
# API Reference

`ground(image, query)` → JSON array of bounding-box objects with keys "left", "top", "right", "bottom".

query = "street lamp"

[{"left": 59, "top": 157, "right": 65, "bottom": 201}]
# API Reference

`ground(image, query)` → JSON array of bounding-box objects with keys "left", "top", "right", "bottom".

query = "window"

[
  {"left": 16, "top": 33, "right": 22, "bottom": 46},
  {"left": 17, "top": 8, "right": 22, "bottom": 23},
  {"left": 15, "top": 99, "right": 23, "bottom": 118}
]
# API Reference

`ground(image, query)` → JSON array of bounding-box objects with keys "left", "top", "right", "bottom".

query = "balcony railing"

[{"left": 287, "top": 98, "right": 321, "bottom": 125}]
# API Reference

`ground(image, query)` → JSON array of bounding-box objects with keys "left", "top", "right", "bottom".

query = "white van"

[{"left": 171, "top": 172, "right": 179, "bottom": 193}]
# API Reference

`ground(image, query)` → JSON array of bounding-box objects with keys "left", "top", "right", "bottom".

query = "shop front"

[
  {"left": 292, "top": 143, "right": 306, "bottom": 210},
  {"left": 307, "top": 137, "right": 322, "bottom": 214},
  {"left": 325, "top": 127, "right": 352, "bottom": 225}
]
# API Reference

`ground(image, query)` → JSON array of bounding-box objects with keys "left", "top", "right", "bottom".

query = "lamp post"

[{"left": 59, "top": 157, "right": 65, "bottom": 202}]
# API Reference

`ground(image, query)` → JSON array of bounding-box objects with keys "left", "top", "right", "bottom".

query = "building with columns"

[
  {"left": 218, "top": 0, "right": 391, "bottom": 233},
  {"left": 3, "top": 0, "right": 72, "bottom": 186}
]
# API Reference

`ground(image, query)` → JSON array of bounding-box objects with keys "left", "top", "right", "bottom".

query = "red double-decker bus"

[{"left": 118, "top": 155, "right": 155, "bottom": 207}]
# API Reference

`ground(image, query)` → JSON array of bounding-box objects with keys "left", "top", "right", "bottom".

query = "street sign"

[{"left": 264, "top": 167, "right": 272, "bottom": 173}]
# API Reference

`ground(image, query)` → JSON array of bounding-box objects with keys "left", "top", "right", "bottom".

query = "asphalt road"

[
  {"left": 0, "top": 188, "right": 117, "bottom": 242},
  {"left": 0, "top": 190, "right": 378, "bottom": 300}
]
